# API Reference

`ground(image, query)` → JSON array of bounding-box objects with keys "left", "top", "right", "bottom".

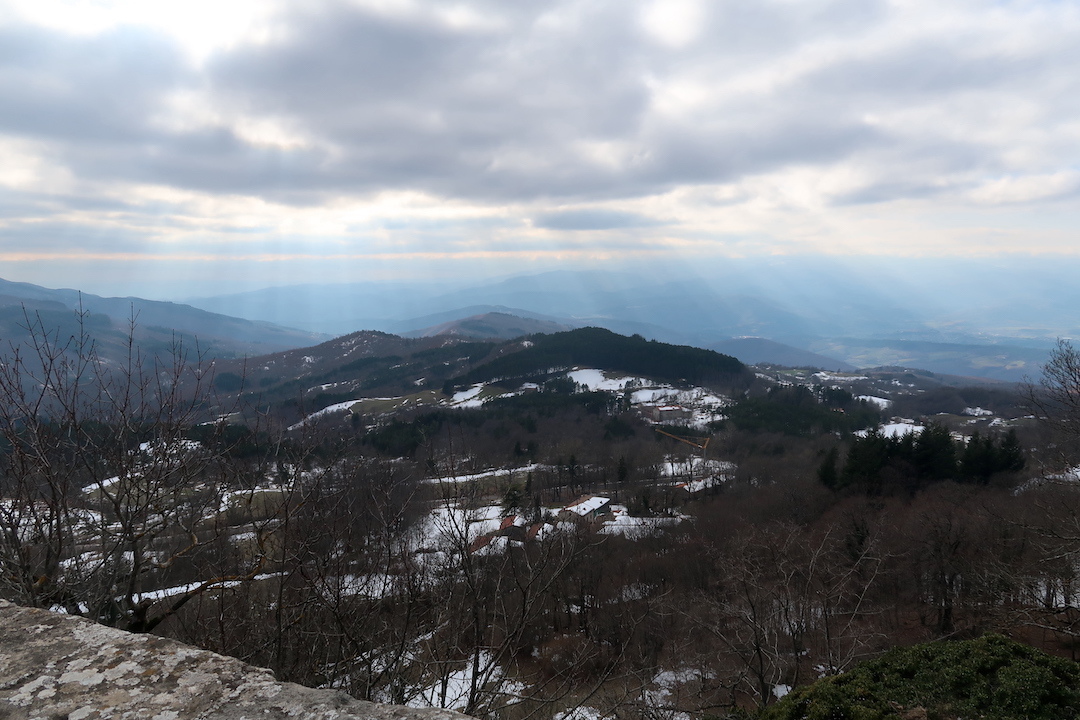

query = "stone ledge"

[{"left": 0, "top": 600, "right": 471, "bottom": 720}]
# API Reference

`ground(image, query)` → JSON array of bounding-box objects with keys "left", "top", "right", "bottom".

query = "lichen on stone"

[{"left": 0, "top": 601, "right": 473, "bottom": 720}]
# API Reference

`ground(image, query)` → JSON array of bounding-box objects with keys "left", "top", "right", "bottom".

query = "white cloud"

[
  {"left": 0, "top": 137, "right": 74, "bottom": 191},
  {"left": 640, "top": 0, "right": 704, "bottom": 48},
  {"left": 1, "top": 0, "right": 278, "bottom": 62},
  {"left": 969, "top": 172, "right": 1080, "bottom": 205}
]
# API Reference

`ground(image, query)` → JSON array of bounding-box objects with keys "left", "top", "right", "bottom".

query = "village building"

[
  {"left": 639, "top": 404, "right": 692, "bottom": 423},
  {"left": 559, "top": 495, "right": 611, "bottom": 520}
]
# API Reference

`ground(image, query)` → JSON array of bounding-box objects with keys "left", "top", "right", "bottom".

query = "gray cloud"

[
  {"left": 1, "top": 0, "right": 1078, "bottom": 213},
  {"left": 0, "top": 24, "right": 188, "bottom": 143},
  {"left": 533, "top": 209, "right": 667, "bottom": 231}
]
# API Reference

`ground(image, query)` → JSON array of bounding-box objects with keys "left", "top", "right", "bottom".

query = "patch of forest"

[{"left": 451, "top": 327, "right": 752, "bottom": 389}]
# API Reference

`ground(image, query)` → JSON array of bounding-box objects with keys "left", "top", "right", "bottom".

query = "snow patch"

[
  {"left": 855, "top": 422, "right": 925, "bottom": 438},
  {"left": 568, "top": 369, "right": 648, "bottom": 392},
  {"left": 448, "top": 384, "right": 485, "bottom": 408}
]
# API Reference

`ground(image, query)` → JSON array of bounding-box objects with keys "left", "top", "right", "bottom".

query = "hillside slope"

[
  {"left": 403, "top": 311, "right": 572, "bottom": 339},
  {"left": 451, "top": 327, "right": 750, "bottom": 389},
  {"left": 0, "top": 277, "right": 327, "bottom": 359}
]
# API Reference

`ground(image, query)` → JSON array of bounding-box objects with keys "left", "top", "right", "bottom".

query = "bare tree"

[
  {"left": 1026, "top": 338, "right": 1080, "bottom": 468},
  {"left": 0, "top": 307, "right": 268, "bottom": 632}
]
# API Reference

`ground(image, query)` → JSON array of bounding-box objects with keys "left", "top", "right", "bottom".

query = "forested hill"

[
  {"left": 0, "top": 277, "right": 326, "bottom": 359},
  {"left": 453, "top": 327, "right": 751, "bottom": 388}
]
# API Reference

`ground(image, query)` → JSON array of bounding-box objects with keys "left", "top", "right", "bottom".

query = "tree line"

[{"left": 820, "top": 423, "right": 1026, "bottom": 494}]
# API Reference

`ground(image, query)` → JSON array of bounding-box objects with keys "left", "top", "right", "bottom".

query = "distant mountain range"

[
  {"left": 401, "top": 310, "right": 573, "bottom": 339},
  {"left": 0, "top": 266, "right": 1060, "bottom": 382},
  {"left": 0, "top": 278, "right": 327, "bottom": 363},
  {"left": 182, "top": 267, "right": 1058, "bottom": 381},
  {"left": 709, "top": 338, "right": 857, "bottom": 372},
  {"left": 400, "top": 313, "right": 861, "bottom": 373}
]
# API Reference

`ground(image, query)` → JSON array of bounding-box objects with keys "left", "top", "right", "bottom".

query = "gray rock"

[{"left": 0, "top": 601, "right": 471, "bottom": 720}]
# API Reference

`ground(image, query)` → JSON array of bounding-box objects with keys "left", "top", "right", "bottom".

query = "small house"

[{"left": 560, "top": 495, "right": 611, "bottom": 520}]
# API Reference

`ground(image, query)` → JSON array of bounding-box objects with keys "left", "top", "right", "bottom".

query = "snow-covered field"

[
  {"left": 410, "top": 503, "right": 507, "bottom": 552},
  {"left": 403, "top": 650, "right": 526, "bottom": 711},
  {"left": 569, "top": 368, "right": 648, "bottom": 391},
  {"left": 448, "top": 384, "right": 485, "bottom": 408},
  {"left": 287, "top": 399, "right": 363, "bottom": 429},
  {"left": 600, "top": 505, "right": 686, "bottom": 539},
  {"left": 855, "top": 421, "right": 925, "bottom": 438},
  {"left": 134, "top": 573, "right": 282, "bottom": 602},
  {"left": 288, "top": 367, "right": 731, "bottom": 428},
  {"left": 814, "top": 372, "right": 869, "bottom": 382},
  {"left": 659, "top": 456, "right": 736, "bottom": 479},
  {"left": 422, "top": 463, "right": 547, "bottom": 485}
]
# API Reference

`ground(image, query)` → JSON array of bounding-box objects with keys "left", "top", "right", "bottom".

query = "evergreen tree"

[
  {"left": 502, "top": 482, "right": 524, "bottom": 515},
  {"left": 817, "top": 446, "right": 840, "bottom": 490},
  {"left": 959, "top": 429, "right": 1026, "bottom": 483},
  {"left": 913, "top": 423, "right": 956, "bottom": 481},
  {"left": 842, "top": 429, "right": 890, "bottom": 491},
  {"left": 960, "top": 431, "right": 996, "bottom": 483},
  {"left": 998, "top": 428, "right": 1026, "bottom": 472}
]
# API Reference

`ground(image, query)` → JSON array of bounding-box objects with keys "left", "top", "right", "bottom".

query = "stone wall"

[{"left": 0, "top": 600, "right": 472, "bottom": 720}]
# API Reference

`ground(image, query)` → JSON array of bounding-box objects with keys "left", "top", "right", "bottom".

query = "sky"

[{"left": 1, "top": 0, "right": 1079, "bottom": 299}]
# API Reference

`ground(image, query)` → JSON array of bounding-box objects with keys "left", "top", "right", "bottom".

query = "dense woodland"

[{"left": 4, "top": 320, "right": 1080, "bottom": 719}]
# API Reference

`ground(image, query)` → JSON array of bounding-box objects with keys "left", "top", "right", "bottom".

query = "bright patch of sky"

[{"left": 2, "top": 0, "right": 1080, "bottom": 297}]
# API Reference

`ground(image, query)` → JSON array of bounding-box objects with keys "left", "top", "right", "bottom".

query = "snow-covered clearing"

[
  {"left": 645, "top": 666, "right": 714, "bottom": 716},
  {"left": 411, "top": 504, "right": 507, "bottom": 552},
  {"left": 814, "top": 372, "right": 869, "bottom": 382},
  {"left": 674, "top": 477, "right": 724, "bottom": 494},
  {"left": 600, "top": 506, "right": 685, "bottom": 539},
  {"left": 134, "top": 573, "right": 282, "bottom": 602},
  {"left": 448, "top": 384, "right": 485, "bottom": 408},
  {"left": 660, "top": 456, "right": 736, "bottom": 479},
  {"left": 287, "top": 399, "right": 361, "bottom": 430},
  {"left": 1039, "top": 467, "right": 1080, "bottom": 484},
  {"left": 856, "top": 421, "right": 925, "bottom": 438},
  {"left": 568, "top": 369, "right": 649, "bottom": 391},
  {"left": 631, "top": 386, "right": 726, "bottom": 408},
  {"left": 422, "top": 464, "right": 546, "bottom": 485},
  {"left": 404, "top": 651, "right": 526, "bottom": 711},
  {"left": 453, "top": 368, "right": 730, "bottom": 422},
  {"left": 288, "top": 366, "right": 731, "bottom": 427},
  {"left": 857, "top": 395, "right": 892, "bottom": 409}
]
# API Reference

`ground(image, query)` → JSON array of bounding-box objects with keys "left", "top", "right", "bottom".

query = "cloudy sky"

[{"left": 1, "top": 0, "right": 1079, "bottom": 298}]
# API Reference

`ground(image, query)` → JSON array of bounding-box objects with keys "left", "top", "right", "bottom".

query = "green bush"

[{"left": 762, "top": 635, "right": 1080, "bottom": 720}]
